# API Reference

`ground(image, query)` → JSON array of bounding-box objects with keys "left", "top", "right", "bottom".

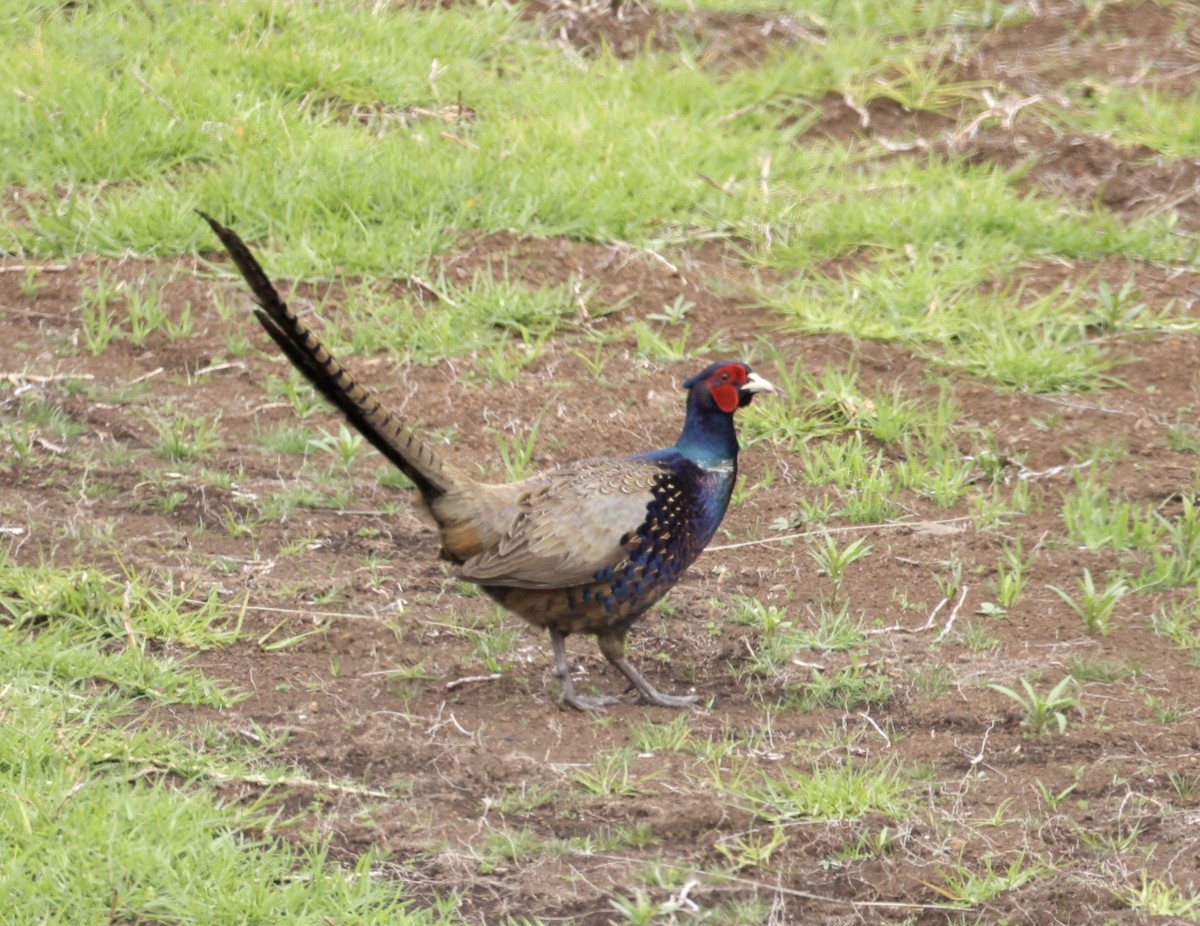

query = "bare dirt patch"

[
  {"left": 792, "top": 1, "right": 1200, "bottom": 233},
  {"left": 946, "top": 1, "right": 1200, "bottom": 229},
  {"left": 960, "top": 0, "right": 1200, "bottom": 96},
  {"left": 523, "top": 0, "right": 814, "bottom": 65},
  {"left": 799, "top": 94, "right": 956, "bottom": 148},
  {"left": 947, "top": 126, "right": 1200, "bottom": 231}
]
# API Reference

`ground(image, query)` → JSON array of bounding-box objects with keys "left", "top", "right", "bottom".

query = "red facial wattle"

[
  {"left": 710, "top": 383, "right": 739, "bottom": 412},
  {"left": 707, "top": 365, "right": 748, "bottom": 413}
]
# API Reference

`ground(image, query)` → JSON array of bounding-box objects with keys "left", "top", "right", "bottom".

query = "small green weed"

[
  {"left": 807, "top": 531, "right": 872, "bottom": 600},
  {"left": 932, "top": 852, "right": 1048, "bottom": 905},
  {"left": 490, "top": 418, "right": 542, "bottom": 481},
  {"left": 1116, "top": 873, "right": 1200, "bottom": 919},
  {"left": 153, "top": 411, "right": 223, "bottom": 463},
  {"left": 575, "top": 749, "right": 658, "bottom": 798},
  {"left": 1061, "top": 471, "right": 1161, "bottom": 552},
  {"left": 1048, "top": 569, "right": 1128, "bottom": 637},
  {"left": 989, "top": 676, "right": 1081, "bottom": 736},
  {"left": 310, "top": 424, "right": 368, "bottom": 471},
  {"left": 725, "top": 760, "right": 914, "bottom": 824},
  {"left": 792, "top": 659, "right": 894, "bottom": 712},
  {"left": 76, "top": 273, "right": 122, "bottom": 355},
  {"left": 986, "top": 541, "right": 1033, "bottom": 614},
  {"left": 631, "top": 714, "right": 694, "bottom": 753},
  {"left": 1143, "top": 497, "right": 1200, "bottom": 588},
  {"left": 713, "top": 824, "right": 787, "bottom": 870},
  {"left": 1150, "top": 597, "right": 1200, "bottom": 650}
]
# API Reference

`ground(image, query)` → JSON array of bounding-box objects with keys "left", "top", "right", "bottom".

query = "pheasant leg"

[
  {"left": 598, "top": 632, "right": 701, "bottom": 709},
  {"left": 549, "top": 628, "right": 618, "bottom": 712}
]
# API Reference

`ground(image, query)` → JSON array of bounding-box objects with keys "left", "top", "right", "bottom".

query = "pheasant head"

[{"left": 674, "top": 361, "right": 775, "bottom": 468}]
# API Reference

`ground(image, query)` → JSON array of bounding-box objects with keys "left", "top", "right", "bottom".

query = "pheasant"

[{"left": 200, "top": 213, "right": 775, "bottom": 710}]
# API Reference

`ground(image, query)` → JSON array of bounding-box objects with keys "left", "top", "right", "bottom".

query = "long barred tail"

[{"left": 199, "top": 212, "right": 460, "bottom": 501}]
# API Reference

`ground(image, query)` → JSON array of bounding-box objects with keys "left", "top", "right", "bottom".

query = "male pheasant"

[{"left": 201, "top": 213, "right": 774, "bottom": 711}]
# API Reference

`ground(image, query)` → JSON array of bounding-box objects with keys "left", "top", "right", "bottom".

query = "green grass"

[
  {"left": 1068, "top": 86, "right": 1200, "bottom": 159},
  {"left": 4, "top": 1, "right": 1183, "bottom": 278},
  {"left": 575, "top": 748, "right": 661, "bottom": 797},
  {"left": 1151, "top": 597, "right": 1200, "bottom": 651},
  {"left": 327, "top": 272, "right": 593, "bottom": 367},
  {"left": 791, "top": 659, "right": 894, "bottom": 711},
  {"left": 1116, "top": 873, "right": 1200, "bottom": 919},
  {"left": 933, "top": 852, "right": 1049, "bottom": 905},
  {"left": 724, "top": 758, "right": 916, "bottom": 823},
  {"left": 0, "top": 556, "right": 237, "bottom": 700},
  {"left": 730, "top": 595, "right": 868, "bottom": 688},
  {"left": 0, "top": 1, "right": 837, "bottom": 266},
  {"left": 5, "top": 0, "right": 1192, "bottom": 396},
  {"left": 1061, "top": 470, "right": 1163, "bottom": 552},
  {"left": 0, "top": 552, "right": 451, "bottom": 923},
  {"left": 768, "top": 257, "right": 1157, "bottom": 393}
]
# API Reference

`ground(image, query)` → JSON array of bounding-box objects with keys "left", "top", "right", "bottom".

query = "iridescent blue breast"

[{"left": 578, "top": 457, "right": 736, "bottom": 621}]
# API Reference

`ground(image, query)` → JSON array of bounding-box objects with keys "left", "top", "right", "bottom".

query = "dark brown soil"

[
  {"left": 4, "top": 2, "right": 1200, "bottom": 924},
  {"left": 521, "top": 0, "right": 815, "bottom": 66}
]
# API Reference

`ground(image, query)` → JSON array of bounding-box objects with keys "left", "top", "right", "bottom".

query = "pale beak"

[
  {"left": 742, "top": 372, "right": 776, "bottom": 394},
  {"left": 737, "top": 371, "right": 776, "bottom": 408}
]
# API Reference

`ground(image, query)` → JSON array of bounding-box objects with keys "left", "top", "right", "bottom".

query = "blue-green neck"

[{"left": 673, "top": 399, "right": 739, "bottom": 469}]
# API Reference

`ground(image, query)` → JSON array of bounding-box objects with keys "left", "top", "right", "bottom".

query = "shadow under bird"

[{"left": 200, "top": 213, "right": 775, "bottom": 711}]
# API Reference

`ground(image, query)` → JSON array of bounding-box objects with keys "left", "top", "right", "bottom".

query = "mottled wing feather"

[{"left": 457, "top": 459, "right": 667, "bottom": 590}]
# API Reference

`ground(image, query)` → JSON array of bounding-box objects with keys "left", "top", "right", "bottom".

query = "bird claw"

[
  {"left": 558, "top": 685, "right": 700, "bottom": 711},
  {"left": 631, "top": 689, "right": 702, "bottom": 709},
  {"left": 608, "top": 655, "right": 704, "bottom": 709},
  {"left": 559, "top": 690, "right": 620, "bottom": 712}
]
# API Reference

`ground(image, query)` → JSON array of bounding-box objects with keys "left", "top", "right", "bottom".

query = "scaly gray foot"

[
  {"left": 552, "top": 628, "right": 618, "bottom": 711},
  {"left": 558, "top": 686, "right": 620, "bottom": 712},
  {"left": 632, "top": 688, "right": 702, "bottom": 709},
  {"left": 612, "top": 656, "right": 702, "bottom": 709}
]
